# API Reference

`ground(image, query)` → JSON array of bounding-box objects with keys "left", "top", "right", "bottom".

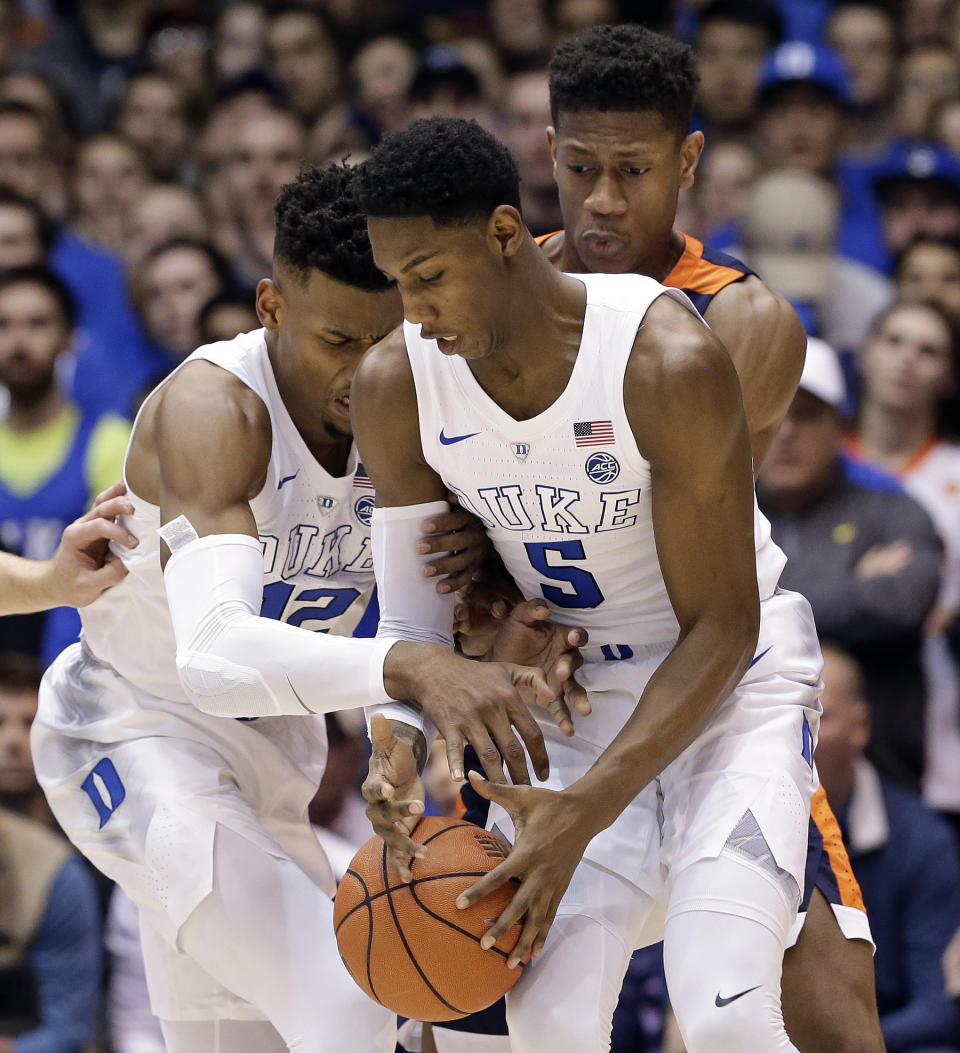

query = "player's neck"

[
  {"left": 857, "top": 401, "right": 936, "bottom": 469},
  {"left": 5, "top": 387, "right": 68, "bottom": 433}
]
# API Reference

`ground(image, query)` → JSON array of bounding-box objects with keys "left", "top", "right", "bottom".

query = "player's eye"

[
  {"left": 567, "top": 164, "right": 592, "bottom": 174},
  {"left": 420, "top": 272, "right": 443, "bottom": 284},
  {"left": 623, "top": 167, "right": 649, "bottom": 177}
]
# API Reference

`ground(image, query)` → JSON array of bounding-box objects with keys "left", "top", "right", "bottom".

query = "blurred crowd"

[{"left": 1, "top": 0, "right": 960, "bottom": 1051}]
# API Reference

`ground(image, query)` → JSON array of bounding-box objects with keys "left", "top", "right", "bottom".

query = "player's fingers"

[
  {"left": 564, "top": 675, "right": 592, "bottom": 717},
  {"left": 84, "top": 560, "right": 129, "bottom": 592},
  {"left": 361, "top": 769, "right": 397, "bottom": 803},
  {"left": 566, "top": 626, "right": 588, "bottom": 648},
  {"left": 386, "top": 844, "right": 417, "bottom": 883},
  {"left": 456, "top": 858, "right": 514, "bottom": 912},
  {"left": 366, "top": 797, "right": 424, "bottom": 825},
  {"left": 369, "top": 712, "right": 400, "bottom": 752},
  {"left": 443, "top": 732, "right": 467, "bottom": 782},
  {"left": 87, "top": 480, "right": 127, "bottom": 509},
  {"left": 530, "top": 893, "right": 564, "bottom": 961},
  {"left": 506, "top": 901, "right": 547, "bottom": 969},
  {"left": 463, "top": 726, "right": 508, "bottom": 785},
  {"left": 542, "top": 694, "right": 574, "bottom": 737},
  {"left": 488, "top": 719, "right": 533, "bottom": 788},
  {"left": 501, "top": 690, "right": 549, "bottom": 781},
  {"left": 68, "top": 517, "right": 138, "bottom": 551}
]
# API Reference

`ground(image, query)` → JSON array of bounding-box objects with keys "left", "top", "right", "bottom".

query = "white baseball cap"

[{"left": 798, "top": 336, "right": 845, "bottom": 408}]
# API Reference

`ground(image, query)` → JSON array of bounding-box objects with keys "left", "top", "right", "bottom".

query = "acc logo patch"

[
  {"left": 585, "top": 450, "right": 620, "bottom": 485},
  {"left": 354, "top": 494, "right": 375, "bottom": 526}
]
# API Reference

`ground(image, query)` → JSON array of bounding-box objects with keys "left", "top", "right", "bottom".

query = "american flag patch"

[
  {"left": 573, "top": 420, "right": 614, "bottom": 446},
  {"left": 353, "top": 462, "right": 374, "bottom": 489}
]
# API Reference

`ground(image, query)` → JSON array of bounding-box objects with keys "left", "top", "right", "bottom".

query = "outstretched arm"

[{"left": 0, "top": 482, "right": 138, "bottom": 615}]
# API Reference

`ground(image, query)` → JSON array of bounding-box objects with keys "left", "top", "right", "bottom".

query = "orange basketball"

[{"left": 333, "top": 815, "right": 523, "bottom": 1021}]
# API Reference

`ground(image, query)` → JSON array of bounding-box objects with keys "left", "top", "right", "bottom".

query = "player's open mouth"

[
  {"left": 583, "top": 232, "right": 627, "bottom": 258},
  {"left": 435, "top": 336, "right": 459, "bottom": 354},
  {"left": 334, "top": 394, "right": 351, "bottom": 416}
]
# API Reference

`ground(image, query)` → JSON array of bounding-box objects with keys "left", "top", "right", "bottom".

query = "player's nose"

[{"left": 584, "top": 172, "right": 627, "bottom": 215}]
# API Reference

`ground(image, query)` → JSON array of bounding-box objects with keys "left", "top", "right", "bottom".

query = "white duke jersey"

[
  {"left": 406, "top": 273, "right": 787, "bottom": 655},
  {"left": 81, "top": 328, "right": 379, "bottom": 703}
]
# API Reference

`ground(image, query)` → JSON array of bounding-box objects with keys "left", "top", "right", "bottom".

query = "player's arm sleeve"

[
  {"left": 16, "top": 858, "right": 102, "bottom": 1053},
  {"left": 83, "top": 414, "right": 132, "bottom": 505},
  {"left": 164, "top": 531, "right": 396, "bottom": 718},
  {"left": 364, "top": 501, "right": 456, "bottom": 737}
]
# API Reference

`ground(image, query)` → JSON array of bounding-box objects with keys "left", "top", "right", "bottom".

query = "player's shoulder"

[
  {"left": 157, "top": 357, "right": 269, "bottom": 435},
  {"left": 632, "top": 291, "right": 730, "bottom": 382},
  {"left": 354, "top": 325, "right": 412, "bottom": 391},
  {"left": 707, "top": 272, "right": 796, "bottom": 331}
]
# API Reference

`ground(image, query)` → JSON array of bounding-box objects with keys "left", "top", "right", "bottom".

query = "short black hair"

[
  {"left": 273, "top": 164, "right": 392, "bottom": 290},
  {"left": 548, "top": 24, "right": 699, "bottom": 138},
  {"left": 895, "top": 234, "right": 960, "bottom": 278},
  {"left": 0, "top": 265, "right": 76, "bottom": 328},
  {"left": 698, "top": 0, "right": 784, "bottom": 46},
  {"left": 357, "top": 117, "right": 521, "bottom": 225}
]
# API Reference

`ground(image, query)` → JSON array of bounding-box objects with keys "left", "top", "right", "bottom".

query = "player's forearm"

[
  {"left": 0, "top": 552, "right": 57, "bottom": 615},
  {"left": 569, "top": 613, "right": 758, "bottom": 833}
]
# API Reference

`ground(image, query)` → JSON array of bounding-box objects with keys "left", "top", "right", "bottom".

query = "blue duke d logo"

[{"left": 585, "top": 451, "right": 620, "bottom": 485}]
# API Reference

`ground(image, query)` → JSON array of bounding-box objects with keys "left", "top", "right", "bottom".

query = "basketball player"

[
  {"left": 0, "top": 481, "right": 136, "bottom": 614},
  {"left": 30, "top": 164, "right": 577, "bottom": 1053},
  {"left": 416, "top": 25, "right": 884, "bottom": 1053},
  {"left": 353, "top": 115, "right": 823, "bottom": 1053}
]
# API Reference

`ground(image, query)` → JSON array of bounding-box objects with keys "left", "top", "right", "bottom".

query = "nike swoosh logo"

[
  {"left": 715, "top": 985, "right": 761, "bottom": 1007},
  {"left": 277, "top": 472, "right": 299, "bottom": 490},
  {"left": 748, "top": 645, "right": 772, "bottom": 669},
  {"left": 439, "top": 429, "right": 481, "bottom": 445}
]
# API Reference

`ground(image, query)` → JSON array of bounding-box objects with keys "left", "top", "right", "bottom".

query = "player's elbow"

[{"left": 174, "top": 647, "right": 278, "bottom": 718}]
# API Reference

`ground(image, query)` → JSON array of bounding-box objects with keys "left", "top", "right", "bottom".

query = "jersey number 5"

[{"left": 524, "top": 540, "right": 604, "bottom": 609}]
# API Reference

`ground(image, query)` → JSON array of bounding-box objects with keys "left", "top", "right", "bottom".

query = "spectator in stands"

[
  {"left": 211, "top": 1, "right": 267, "bottom": 88},
  {"left": 69, "top": 132, "right": 148, "bottom": 255},
  {"left": 739, "top": 169, "right": 892, "bottom": 354},
  {"left": 687, "top": 140, "right": 760, "bottom": 245},
  {"left": 0, "top": 653, "right": 46, "bottom": 825},
  {"left": 266, "top": 7, "right": 342, "bottom": 125},
  {"left": 198, "top": 293, "right": 259, "bottom": 346},
  {"left": 895, "top": 236, "right": 960, "bottom": 327},
  {"left": 406, "top": 44, "right": 496, "bottom": 128},
  {"left": 755, "top": 40, "right": 889, "bottom": 272},
  {"left": 0, "top": 805, "right": 102, "bottom": 1053},
  {"left": 123, "top": 184, "right": 210, "bottom": 273},
  {"left": 895, "top": 44, "right": 960, "bottom": 141},
  {"left": 502, "top": 69, "right": 561, "bottom": 237},
  {"left": 0, "top": 190, "right": 49, "bottom": 269},
  {"left": 816, "top": 641, "right": 960, "bottom": 1051},
  {"left": 846, "top": 301, "right": 960, "bottom": 831},
  {"left": 0, "top": 100, "right": 65, "bottom": 223},
  {"left": 114, "top": 71, "right": 193, "bottom": 184},
  {"left": 825, "top": 1, "right": 897, "bottom": 159},
  {"left": 0, "top": 266, "right": 129, "bottom": 664},
  {"left": 347, "top": 35, "right": 417, "bottom": 141},
  {"left": 757, "top": 336, "right": 941, "bottom": 789},
  {"left": 205, "top": 104, "right": 304, "bottom": 289},
  {"left": 693, "top": 0, "right": 782, "bottom": 142},
  {"left": 873, "top": 143, "right": 960, "bottom": 263},
  {"left": 129, "top": 238, "right": 230, "bottom": 372}
]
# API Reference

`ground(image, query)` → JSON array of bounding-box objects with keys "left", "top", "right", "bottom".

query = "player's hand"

[
  {"left": 46, "top": 481, "right": 138, "bottom": 607},
  {"left": 485, "top": 599, "right": 591, "bottom": 736},
  {"left": 456, "top": 772, "right": 595, "bottom": 969},
  {"left": 418, "top": 493, "right": 492, "bottom": 594},
  {"left": 384, "top": 643, "right": 558, "bottom": 786},
  {"left": 362, "top": 714, "right": 427, "bottom": 882},
  {"left": 453, "top": 554, "right": 524, "bottom": 643}
]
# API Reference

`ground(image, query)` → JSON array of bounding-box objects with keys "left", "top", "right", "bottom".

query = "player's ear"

[
  {"left": 256, "top": 278, "right": 282, "bottom": 331},
  {"left": 488, "top": 205, "right": 524, "bottom": 258},
  {"left": 678, "top": 131, "right": 705, "bottom": 191},
  {"left": 546, "top": 126, "right": 558, "bottom": 169}
]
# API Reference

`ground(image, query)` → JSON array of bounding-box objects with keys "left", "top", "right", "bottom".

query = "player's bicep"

[
  {"left": 153, "top": 365, "right": 270, "bottom": 557},
  {"left": 707, "top": 280, "right": 806, "bottom": 469},
  {"left": 630, "top": 319, "right": 759, "bottom": 632},
  {"left": 352, "top": 331, "right": 448, "bottom": 507}
]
